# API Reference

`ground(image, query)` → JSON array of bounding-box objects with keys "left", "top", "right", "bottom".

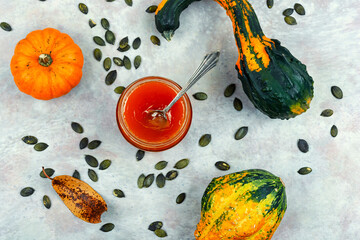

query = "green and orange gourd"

[{"left": 155, "top": 0, "right": 314, "bottom": 119}]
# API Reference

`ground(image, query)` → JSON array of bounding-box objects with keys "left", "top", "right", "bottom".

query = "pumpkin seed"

[
  {"left": 123, "top": 56, "right": 131, "bottom": 70},
  {"left": 136, "top": 150, "right": 145, "bottom": 161},
  {"left": 34, "top": 142, "right": 48, "bottom": 151},
  {"left": 298, "top": 167, "right": 312, "bottom": 175},
  {"left": 85, "top": 155, "right": 99, "bottom": 167},
  {"left": 113, "top": 57, "right": 123, "bottom": 66},
  {"left": 113, "top": 189, "right": 125, "bottom": 198},
  {"left": 137, "top": 174, "right": 146, "bottom": 188},
  {"left": 224, "top": 84, "right": 236, "bottom": 97},
  {"left": 117, "top": 45, "right": 130, "bottom": 52},
  {"left": 103, "top": 57, "right": 112, "bottom": 71},
  {"left": 155, "top": 161, "right": 168, "bottom": 170},
  {"left": 43, "top": 195, "right": 51, "bottom": 209},
  {"left": 148, "top": 221, "right": 163, "bottom": 231},
  {"left": 166, "top": 170, "right": 178, "bottom": 180},
  {"left": 174, "top": 158, "right": 189, "bottom": 169},
  {"left": 156, "top": 174, "right": 166, "bottom": 188},
  {"left": 215, "top": 161, "right": 230, "bottom": 171},
  {"left": 88, "top": 140, "right": 102, "bottom": 149},
  {"left": 89, "top": 19, "right": 96, "bottom": 28},
  {"left": 154, "top": 229, "right": 167, "bottom": 238},
  {"left": 88, "top": 169, "right": 98, "bottom": 182},
  {"left": 22, "top": 136, "right": 38, "bottom": 145},
  {"left": 119, "top": 37, "right": 129, "bottom": 48},
  {"left": 146, "top": 5, "right": 158, "bottom": 13},
  {"left": 114, "top": 86, "right": 125, "bottom": 94},
  {"left": 330, "top": 125, "right": 338, "bottom": 137},
  {"left": 40, "top": 168, "right": 55, "bottom": 178},
  {"left": 79, "top": 137, "right": 89, "bottom": 149},
  {"left": 93, "top": 36, "right": 106, "bottom": 46},
  {"left": 100, "top": 223, "right": 115, "bottom": 232},
  {"left": 72, "top": 170, "right": 80, "bottom": 179},
  {"left": 124, "top": 0, "right": 132, "bottom": 7},
  {"left": 0, "top": 22, "right": 12, "bottom": 31},
  {"left": 294, "top": 3, "right": 305, "bottom": 15},
  {"left": 99, "top": 159, "right": 112, "bottom": 170},
  {"left": 283, "top": 8, "right": 294, "bottom": 16},
  {"left": 193, "top": 92, "right": 208, "bottom": 100},
  {"left": 266, "top": 0, "right": 274, "bottom": 9},
  {"left": 134, "top": 55, "right": 141, "bottom": 69},
  {"left": 144, "top": 174, "right": 155, "bottom": 187},
  {"left": 20, "top": 187, "right": 35, "bottom": 197},
  {"left": 150, "top": 35, "right": 161, "bottom": 46},
  {"left": 132, "top": 37, "right": 141, "bottom": 50},
  {"left": 71, "top": 122, "right": 84, "bottom": 133},
  {"left": 233, "top": 97, "right": 243, "bottom": 111},
  {"left": 284, "top": 16, "right": 297, "bottom": 25},
  {"left": 331, "top": 86, "right": 343, "bottom": 99},
  {"left": 176, "top": 193, "right": 186, "bottom": 204},
  {"left": 320, "top": 109, "right": 333, "bottom": 117},
  {"left": 94, "top": 48, "right": 102, "bottom": 61},
  {"left": 105, "top": 30, "right": 116, "bottom": 45},
  {"left": 105, "top": 70, "right": 117, "bottom": 85},
  {"left": 235, "top": 126, "right": 248, "bottom": 140},
  {"left": 199, "top": 134, "right": 211, "bottom": 147},
  {"left": 297, "top": 139, "right": 309, "bottom": 153},
  {"left": 78, "top": 3, "right": 88, "bottom": 14},
  {"left": 101, "top": 18, "right": 110, "bottom": 30}
]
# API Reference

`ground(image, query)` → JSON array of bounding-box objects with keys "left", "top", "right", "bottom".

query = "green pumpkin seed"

[
  {"left": 330, "top": 125, "right": 338, "bottom": 137},
  {"left": 100, "top": 223, "right": 115, "bottom": 232},
  {"left": 20, "top": 187, "right": 35, "bottom": 197},
  {"left": 294, "top": 3, "right": 305, "bottom": 15},
  {"left": 114, "top": 86, "right": 125, "bottom": 94},
  {"left": 117, "top": 44, "right": 130, "bottom": 52},
  {"left": 193, "top": 92, "right": 207, "bottom": 101},
  {"left": 283, "top": 8, "right": 294, "bottom": 16},
  {"left": 22, "top": 136, "right": 38, "bottom": 145},
  {"left": 174, "top": 158, "right": 189, "bottom": 169},
  {"left": 105, "top": 30, "right": 116, "bottom": 45},
  {"left": 93, "top": 36, "right": 106, "bottom": 46},
  {"left": 103, "top": 57, "right": 112, "bottom": 71},
  {"left": 266, "top": 0, "right": 274, "bottom": 9},
  {"left": 331, "top": 86, "right": 343, "bottom": 99},
  {"left": 72, "top": 170, "right": 80, "bottom": 180},
  {"left": 134, "top": 55, "right": 141, "bottom": 69},
  {"left": 123, "top": 56, "right": 131, "bottom": 70},
  {"left": 113, "top": 189, "right": 125, "bottom": 198},
  {"left": 71, "top": 122, "right": 84, "bottom": 133},
  {"left": 99, "top": 159, "right": 112, "bottom": 170},
  {"left": 285, "top": 16, "right": 297, "bottom": 25},
  {"left": 176, "top": 193, "right": 186, "bottom": 204},
  {"left": 297, "top": 139, "right": 309, "bottom": 153},
  {"left": 224, "top": 84, "right": 236, "bottom": 97},
  {"left": 146, "top": 5, "right": 158, "bottom": 13},
  {"left": 94, "top": 48, "right": 102, "bottom": 61},
  {"left": 155, "top": 161, "right": 168, "bottom": 170},
  {"left": 78, "top": 3, "right": 88, "bottom": 14},
  {"left": 34, "top": 142, "right": 48, "bottom": 151},
  {"left": 199, "top": 134, "right": 211, "bottom": 147},
  {"left": 40, "top": 168, "right": 55, "bottom": 178},
  {"left": 150, "top": 35, "right": 161, "bottom": 46},
  {"left": 235, "top": 126, "right": 248, "bottom": 140},
  {"left": 105, "top": 70, "right": 117, "bottom": 85},
  {"left": 101, "top": 18, "right": 110, "bottom": 30},
  {"left": 136, "top": 150, "right": 145, "bottom": 161},
  {"left": 148, "top": 221, "right": 163, "bottom": 231},
  {"left": 144, "top": 174, "right": 155, "bottom": 187},
  {"left": 132, "top": 37, "right": 141, "bottom": 50},
  {"left": 137, "top": 174, "right": 146, "bottom": 188},
  {"left": 79, "top": 137, "right": 89, "bottom": 149},
  {"left": 88, "top": 169, "right": 98, "bottom": 182},
  {"left": 298, "top": 167, "right": 312, "bottom": 175},
  {"left": 89, "top": 19, "right": 96, "bottom": 28},
  {"left": 166, "top": 170, "right": 178, "bottom": 180},
  {"left": 156, "top": 174, "right": 166, "bottom": 188},
  {"left": 320, "top": 109, "right": 333, "bottom": 117},
  {"left": 119, "top": 37, "right": 129, "bottom": 49},
  {"left": 85, "top": 155, "right": 99, "bottom": 167},
  {"left": 215, "top": 161, "right": 230, "bottom": 171},
  {"left": 124, "top": 0, "right": 132, "bottom": 7},
  {"left": 43, "top": 195, "right": 51, "bottom": 209},
  {"left": 233, "top": 98, "right": 243, "bottom": 111},
  {"left": 88, "top": 140, "right": 102, "bottom": 149},
  {"left": 113, "top": 57, "right": 123, "bottom": 66},
  {"left": 0, "top": 22, "right": 12, "bottom": 31},
  {"left": 154, "top": 229, "right": 167, "bottom": 238}
]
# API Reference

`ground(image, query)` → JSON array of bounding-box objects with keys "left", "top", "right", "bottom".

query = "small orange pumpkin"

[{"left": 10, "top": 28, "right": 84, "bottom": 100}]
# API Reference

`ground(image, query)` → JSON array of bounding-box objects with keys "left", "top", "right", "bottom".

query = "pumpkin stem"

[
  {"left": 38, "top": 54, "right": 53, "bottom": 67},
  {"left": 42, "top": 166, "right": 54, "bottom": 180},
  {"left": 279, "top": 177, "right": 285, "bottom": 187}
]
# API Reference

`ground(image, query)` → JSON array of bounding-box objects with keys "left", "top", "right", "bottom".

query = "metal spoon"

[{"left": 150, "top": 51, "right": 220, "bottom": 121}]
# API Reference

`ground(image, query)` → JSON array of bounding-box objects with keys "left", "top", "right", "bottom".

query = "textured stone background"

[{"left": 0, "top": 0, "right": 359, "bottom": 239}]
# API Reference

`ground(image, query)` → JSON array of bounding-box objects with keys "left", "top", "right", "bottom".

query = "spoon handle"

[{"left": 163, "top": 51, "right": 220, "bottom": 113}]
